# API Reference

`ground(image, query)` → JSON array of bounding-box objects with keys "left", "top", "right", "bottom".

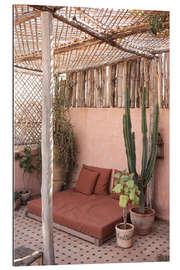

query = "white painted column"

[{"left": 41, "top": 11, "right": 55, "bottom": 265}]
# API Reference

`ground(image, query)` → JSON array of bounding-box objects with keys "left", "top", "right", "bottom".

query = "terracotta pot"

[
  {"left": 115, "top": 223, "right": 134, "bottom": 248},
  {"left": 14, "top": 198, "right": 21, "bottom": 210},
  {"left": 130, "top": 207, "right": 155, "bottom": 235},
  {"left": 20, "top": 190, "right": 31, "bottom": 205}
]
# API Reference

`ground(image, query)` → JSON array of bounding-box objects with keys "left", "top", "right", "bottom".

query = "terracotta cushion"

[
  {"left": 27, "top": 189, "right": 124, "bottom": 239},
  {"left": 110, "top": 169, "right": 123, "bottom": 200},
  {"left": 75, "top": 167, "right": 99, "bottom": 195},
  {"left": 83, "top": 164, "right": 112, "bottom": 195}
]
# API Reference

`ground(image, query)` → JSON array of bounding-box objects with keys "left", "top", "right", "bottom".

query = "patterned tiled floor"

[{"left": 14, "top": 206, "right": 169, "bottom": 265}]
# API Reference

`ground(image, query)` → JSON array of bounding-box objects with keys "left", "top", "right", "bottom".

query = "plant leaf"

[{"left": 119, "top": 195, "right": 129, "bottom": 208}]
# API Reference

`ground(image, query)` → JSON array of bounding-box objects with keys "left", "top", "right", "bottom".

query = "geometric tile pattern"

[{"left": 14, "top": 206, "right": 169, "bottom": 265}]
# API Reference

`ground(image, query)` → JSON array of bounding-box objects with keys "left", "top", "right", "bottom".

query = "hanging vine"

[
  {"left": 128, "top": 10, "right": 169, "bottom": 36},
  {"left": 53, "top": 74, "right": 78, "bottom": 190}
]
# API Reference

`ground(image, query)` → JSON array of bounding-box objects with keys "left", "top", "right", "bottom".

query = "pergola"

[
  {"left": 14, "top": 5, "right": 169, "bottom": 72},
  {"left": 13, "top": 4, "right": 170, "bottom": 265}
]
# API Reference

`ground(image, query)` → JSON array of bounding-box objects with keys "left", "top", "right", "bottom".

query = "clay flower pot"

[
  {"left": 130, "top": 207, "right": 155, "bottom": 235},
  {"left": 20, "top": 190, "right": 31, "bottom": 205},
  {"left": 115, "top": 223, "right": 134, "bottom": 248},
  {"left": 14, "top": 198, "right": 21, "bottom": 211}
]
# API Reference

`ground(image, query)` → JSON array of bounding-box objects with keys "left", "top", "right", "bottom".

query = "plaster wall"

[
  {"left": 69, "top": 108, "right": 169, "bottom": 221},
  {"left": 14, "top": 108, "right": 169, "bottom": 220}
]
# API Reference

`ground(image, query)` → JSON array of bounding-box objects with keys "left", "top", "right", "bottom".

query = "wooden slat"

[
  {"left": 72, "top": 72, "right": 77, "bottom": 107},
  {"left": 89, "top": 70, "right": 94, "bottom": 107},
  {"left": 76, "top": 71, "right": 85, "bottom": 107},
  {"left": 144, "top": 58, "right": 150, "bottom": 107},
  {"left": 101, "top": 66, "right": 106, "bottom": 107},
  {"left": 157, "top": 55, "right": 163, "bottom": 108},
  {"left": 106, "top": 65, "right": 112, "bottom": 107},
  {"left": 164, "top": 53, "right": 169, "bottom": 108},
  {"left": 122, "top": 62, "right": 127, "bottom": 107},
  {"left": 111, "top": 64, "right": 116, "bottom": 107},
  {"left": 135, "top": 58, "right": 140, "bottom": 108},
  {"left": 29, "top": 19, "right": 35, "bottom": 53},
  {"left": 129, "top": 61, "right": 136, "bottom": 108},
  {"left": 94, "top": 68, "right": 99, "bottom": 107}
]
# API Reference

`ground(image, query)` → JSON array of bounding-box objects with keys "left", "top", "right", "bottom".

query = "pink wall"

[
  {"left": 14, "top": 108, "right": 169, "bottom": 220},
  {"left": 70, "top": 108, "right": 169, "bottom": 221}
]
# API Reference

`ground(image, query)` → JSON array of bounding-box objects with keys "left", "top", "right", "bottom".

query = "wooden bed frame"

[{"left": 25, "top": 210, "right": 115, "bottom": 246}]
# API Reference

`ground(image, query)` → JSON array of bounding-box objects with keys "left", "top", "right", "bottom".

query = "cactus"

[{"left": 123, "top": 87, "right": 159, "bottom": 213}]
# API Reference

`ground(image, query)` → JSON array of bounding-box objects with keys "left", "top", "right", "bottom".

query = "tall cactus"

[{"left": 123, "top": 87, "right": 159, "bottom": 213}]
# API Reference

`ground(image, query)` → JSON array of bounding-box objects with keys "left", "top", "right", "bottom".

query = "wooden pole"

[{"left": 41, "top": 11, "right": 55, "bottom": 265}]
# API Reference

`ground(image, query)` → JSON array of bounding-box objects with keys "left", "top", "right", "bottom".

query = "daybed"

[{"left": 26, "top": 164, "right": 125, "bottom": 246}]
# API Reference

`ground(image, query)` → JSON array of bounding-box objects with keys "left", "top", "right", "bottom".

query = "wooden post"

[{"left": 41, "top": 11, "right": 55, "bottom": 265}]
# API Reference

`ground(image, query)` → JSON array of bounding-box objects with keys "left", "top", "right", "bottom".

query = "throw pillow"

[
  {"left": 75, "top": 167, "right": 99, "bottom": 195},
  {"left": 83, "top": 164, "right": 112, "bottom": 195}
]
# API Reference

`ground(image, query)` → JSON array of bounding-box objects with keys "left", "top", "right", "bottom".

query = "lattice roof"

[{"left": 14, "top": 5, "right": 169, "bottom": 73}]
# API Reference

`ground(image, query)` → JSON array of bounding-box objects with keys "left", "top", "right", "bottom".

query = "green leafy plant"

[
  {"left": 53, "top": 74, "right": 78, "bottom": 190},
  {"left": 128, "top": 10, "right": 169, "bottom": 36},
  {"left": 36, "top": 142, "right": 42, "bottom": 186},
  {"left": 15, "top": 146, "right": 36, "bottom": 193},
  {"left": 147, "top": 13, "right": 168, "bottom": 35},
  {"left": 123, "top": 87, "right": 159, "bottom": 213},
  {"left": 14, "top": 191, "right": 20, "bottom": 200},
  {"left": 112, "top": 170, "right": 140, "bottom": 228}
]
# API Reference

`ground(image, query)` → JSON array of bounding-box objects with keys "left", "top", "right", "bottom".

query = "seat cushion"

[
  {"left": 75, "top": 167, "right": 99, "bottom": 195},
  {"left": 27, "top": 189, "right": 124, "bottom": 239},
  {"left": 83, "top": 164, "right": 112, "bottom": 195}
]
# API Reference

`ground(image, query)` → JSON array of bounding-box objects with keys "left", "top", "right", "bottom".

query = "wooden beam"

[
  {"left": 41, "top": 11, "right": 55, "bottom": 265},
  {"left": 74, "top": 7, "right": 106, "bottom": 32},
  {"left": 29, "top": 5, "right": 155, "bottom": 58},
  {"left": 15, "top": 11, "right": 41, "bottom": 25},
  {"left": 14, "top": 15, "right": 169, "bottom": 64}
]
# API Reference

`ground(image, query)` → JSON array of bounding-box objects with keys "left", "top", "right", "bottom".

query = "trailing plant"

[
  {"left": 123, "top": 87, "right": 159, "bottom": 213},
  {"left": 14, "top": 191, "right": 20, "bottom": 201},
  {"left": 36, "top": 141, "right": 42, "bottom": 186},
  {"left": 15, "top": 146, "right": 36, "bottom": 193},
  {"left": 128, "top": 10, "right": 169, "bottom": 36},
  {"left": 112, "top": 170, "right": 140, "bottom": 228},
  {"left": 53, "top": 74, "right": 78, "bottom": 190}
]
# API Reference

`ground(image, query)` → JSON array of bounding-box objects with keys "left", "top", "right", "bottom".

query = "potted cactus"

[
  {"left": 112, "top": 170, "right": 140, "bottom": 248},
  {"left": 15, "top": 146, "right": 36, "bottom": 205},
  {"left": 122, "top": 87, "right": 159, "bottom": 235}
]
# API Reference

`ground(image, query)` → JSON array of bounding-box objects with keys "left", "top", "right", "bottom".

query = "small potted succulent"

[
  {"left": 14, "top": 191, "right": 21, "bottom": 210},
  {"left": 15, "top": 146, "right": 36, "bottom": 205},
  {"left": 112, "top": 170, "right": 140, "bottom": 248}
]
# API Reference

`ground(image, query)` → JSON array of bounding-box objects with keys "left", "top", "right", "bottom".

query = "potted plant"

[
  {"left": 15, "top": 146, "right": 36, "bottom": 205},
  {"left": 112, "top": 170, "right": 140, "bottom": 248},
  {"left": 53, "top": 74, "right": 78, "bottom": 191},
  {"left": 14, "top": 191, "right": 21, "bottom": 210},
  {"left": 122, "top": 87, "right": 159, "bottom": 235}
]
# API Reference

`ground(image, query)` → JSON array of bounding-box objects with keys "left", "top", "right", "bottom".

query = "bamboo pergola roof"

[{"left": 14, "top": 5, "right": 169, "bottom": 73}]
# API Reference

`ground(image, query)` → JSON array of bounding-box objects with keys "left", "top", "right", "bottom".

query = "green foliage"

[
  {"left": 15, "top": 146, "right": 36, "bottom": 174},
  {"left": 147, "top": 13, "right": 167, "bottom": 35},
  {"left": 36, "top": 142, "right": 42, "bottom": 185},
  {"left": 53, "top": 74, "right": 78, "bottom": 189},
  {"left": 15, "top": 145, "right": 36, "bottom": 192},
  {"left": 14, "top": 191, "right": 20, "bottom": 200},
  {"left": 112, "top": 170, "right": 140, "bottom": 209},
  {"left": 123, "top": 87, "right": 159, "bottom": 213},
  {"left": 128, "top": 10, "right": 169, "bottom": 36}
]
